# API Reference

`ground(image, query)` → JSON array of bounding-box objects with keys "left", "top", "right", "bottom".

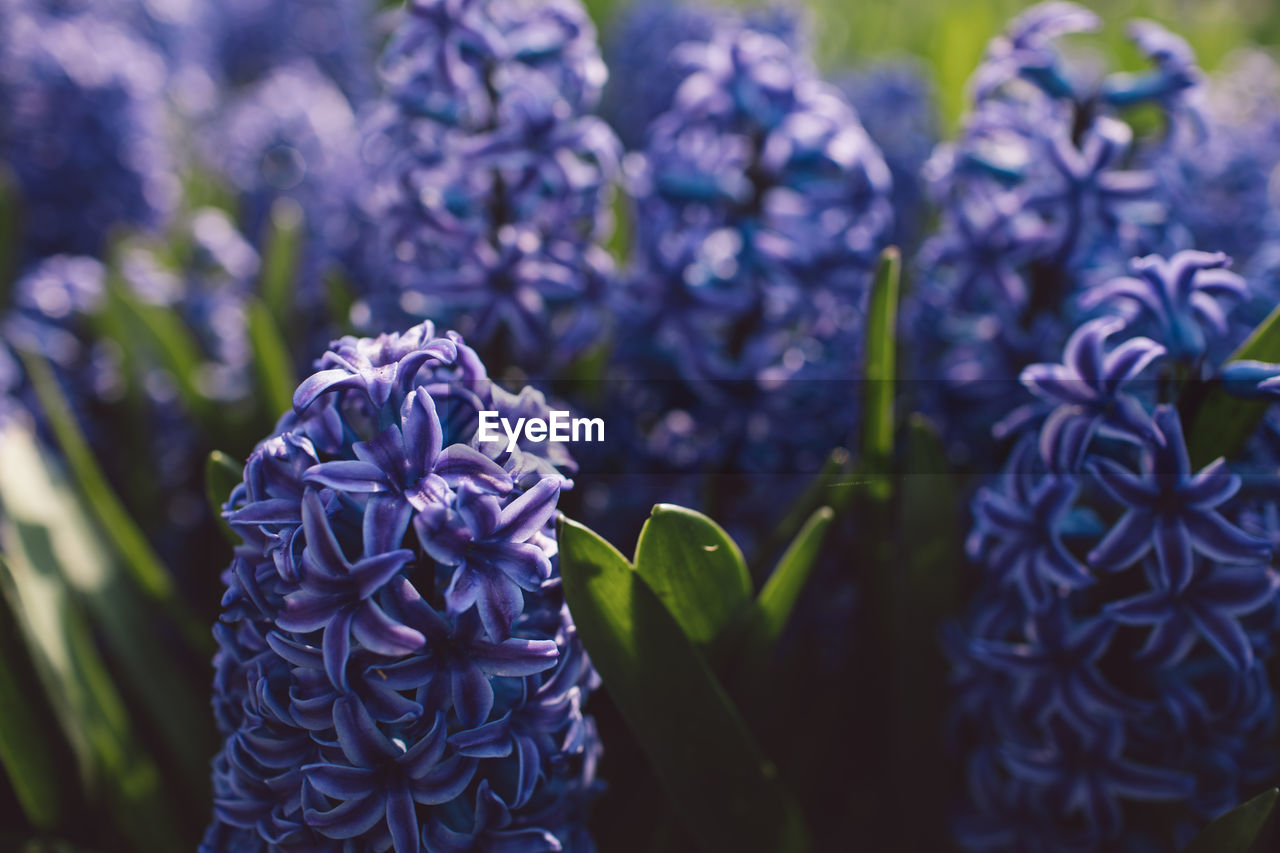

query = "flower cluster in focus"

[{"left": 205, "top": 322, "right": 599, "bottom": 852}]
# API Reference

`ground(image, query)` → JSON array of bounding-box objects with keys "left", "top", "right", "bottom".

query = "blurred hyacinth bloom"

[
  {"left": 599, "top": 0, "right": 806, "bottom": 150},
  {"left": 0, "top": 210, "right": 261, "bottom": 574},
  {"left": 205, "top": 322, "right": 599, "bottom": 853},
  {"left": 201, "top": 0, "right": 377, "bottom": 104},
  {"left": 599, "top": 18, "right": 891, "bottom": 540},
  {"left": 0, "top": 3, "right": 178, "bottom": 260},
  {"left": 952, "top": 251, "right": 1280, "bottom": 850},
  {"left": 911, "top": 2, "right": 1203, "bottom": 464},
  {"left": 208, "top": 61, "right": 366, "bottom": 349},
  {"left": 363, "top": 0, "right": 620, "bottom": 367}
]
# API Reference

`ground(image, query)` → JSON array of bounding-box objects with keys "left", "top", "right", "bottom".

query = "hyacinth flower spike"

[
  {"left": 1019, "top": 316, "right": 1166, "bottom": 470},
  {"left": 1087, "top": 406, "right": 1272, "bottom": 591},
  {"left": 969, "top": 1, "right": 1100, "bottom": 100}
]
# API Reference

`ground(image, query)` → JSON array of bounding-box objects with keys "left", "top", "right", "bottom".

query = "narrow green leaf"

[
  {"left": 14, "top": 348, "right": 210, "bottom": 656},
  {"left": 737, "top": 506, "right": 834, "bottom": 680},
  {"left": 861, "top": 245, "right": 901, "bottom": 503},
  {"left": 104, "top": 268, "right": 214, "bottom": 424},
  {"left": 206, "top": 451, "right": 243, "bottom": 545},
  {"left": 0, "top": 595, "right": 66, "bottom": 829},
  {"left": 752, "top": 447, "right": 849, "bottom": 569},
  {"left": 1186, "top": 302, "right": 1280, "bottom": 468},
  {"left": 633, "top": 504, "right": 751, "bottom": 652},
  {"left": 0, "top": 165, "right": 19, "bottom": 303},
  {"left": 323, "top": 266, "right": 356, "bottom": 335},
  {"left": 0, "top": 424, "right": 214, "bottom": 800},
  {"left": 1181, "top": 788, "right": 1277, "bottom": 853},
  {"left": 887, "top": 413, "right": 962, "bottom": 849},
  {"left": 558, "top": 516, "right": 810, "bottom": 853},
  {"left": 260, "top": 197, "right": 304, "bottom": 335},
  {"left": 246, "top": 296, "right": 299, "bottom": 420}
]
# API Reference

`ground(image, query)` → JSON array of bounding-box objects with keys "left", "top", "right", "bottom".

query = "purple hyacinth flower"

[
  {"left": 1087, "top": 406, "right": 1272, "bottom": 591},
  {"left": 970, "top": 603, "right": 1134, "bottom": 727},
  {"left": 1000, "top": 718, "right": 1195, "bottom": 839},
  {"left": 417, "top": 479, "right": 561, "bottom": 642},
  {"left": 276, "top": 491, "right": 424, "bottom": 690},
  {"left": 1106, "top": 559, "right": 1280, "bottom": 671},
  {"left": 969, "top": 1, "right": 1099, "bottom": 100},
  {"left": 1020, "top": 316, "right": 1165, "bottom": 470},
  {"left": 967, "top": 445, "right": 1094, "bottom": 610},
  {"left": 211, "top": 322, "right": 598, "bottom": 848},
  {"left": 1220, "top": 360, "right": 1280, "bottom": 400},
  {"left": 1080, "top": 251, "right": 1248, "bottom": 361},
  {"left": 302, "top": 698, "right": 476, "bottom": 853},
  {"left": 1102, "top": 20, "right": 1200, "bottom": 111}
]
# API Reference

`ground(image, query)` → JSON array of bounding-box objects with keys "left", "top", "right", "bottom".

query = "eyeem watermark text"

[{"left": 478, "top": 410, "right": 604, "bottom": 452}]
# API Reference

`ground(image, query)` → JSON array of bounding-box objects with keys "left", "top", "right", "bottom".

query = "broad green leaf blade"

[
  {"left": 737, "top": 506, "right": 834, "bottom": 681},
  {"left": 206, "top": 450, "right": 243, "bottom": 545},
  {"left": 1186, "top": 302, "right": 1280, "bottom": 467},
  {"left": 558, "top": 516, "right": 810, "bottom": 853},
  {"left": 260, "top": 198, "right": 304, "bottom": 336},
  {"left": 0, "top": 424, "right": 213, "bottom": 800},
  {"left": 0, "top": 595, "right": 66, "bottom": 829},
  {"left": 246, "top": 296, "right": 299, "bottom": 421},
  {"left": 1181, "top": 788, "right": 1278, "bottom": 853},
  {"left": 633, "top": 504, "right": 751, "bottom": 651},
  {"left": 861, "top": 245, "right": 901, "bottom": 503},
  {"left": 14, "top": 348, "right": 210, "bottom": 656}
]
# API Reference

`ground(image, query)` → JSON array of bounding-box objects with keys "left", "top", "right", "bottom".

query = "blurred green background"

[{"left": 587, "top": 0, "right": 1279, "bottom": 127}]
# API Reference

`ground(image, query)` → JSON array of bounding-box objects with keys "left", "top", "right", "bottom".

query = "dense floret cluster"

[
  {"left": 601, "top": 15, "right": 892, "bottom": 538},
  {"left": 950, "top": 251, "right": 1280, "bottom": 849},
  {"left": 363, "top": 0, "right": 621, "bottom": 366},
  {"left": 0, "top": 2, "right": 178, "bottom": 259},
  {"left": 205, "top": 323, "right": 599, "bottom": 852},
  {"left": 910, "top": 2, "right": 1202, "bottom": 464}
]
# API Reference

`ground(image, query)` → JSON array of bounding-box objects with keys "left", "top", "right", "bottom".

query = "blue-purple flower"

[
  {"left": 951, "top": 249, "right": 1280, "bottom": 849},
  {"left": 363, "top": 0, "right": 620, "bottom": 366},
  {"left": 207, "top": 322, "right": 599, "bottom": 852},
  {"left": 0, "top": 3, "right": 177, "bottom": 259}
]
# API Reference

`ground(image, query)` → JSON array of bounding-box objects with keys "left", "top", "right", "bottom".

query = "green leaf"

[
  {"left": 260, "top": 198, "right": 304, "bottom": 337},
  {"left": 558, "top": 516, "right": 810, "bottom": 853},
  {"left": 103, "top": 267, "right": 215, "bottom": 425},
  {"left": 0, "top": 594, "right": 66, "bottom": 829},
  {"left": 323, "top": 266, "right": 356, "bottom": 335},
  {"left": 246, "top": 296, "right": 299, "bottom": 422},
  {"left": 14, "top": 348, "right": 210, "bottom": 656},
  {"left": 0, "top": 164, "right": 19, "bottom": 303},
  {"left": 0, "top": 430, "right": 188, "bottom": 852},
  {"left": 737, "top": 506, "right": 834, "bottom": 681},
  {"left": 206, "top": 451, "right": 243, "bottom": 545},
  {"left": 633, "top": 504, "right": 751, "bottom": 652},
  {"left": 861, "top": 246, "right": 901, "bottom": 503},
  {"left": 751, "top": 447, "right": 851, "bottom": 573},
  {"left": 0, "top": 423, "right": 213, "bottom": 803},
  {"left": 1181, "top": 788, "right": 1278, "bottom": 853},
  {"left": 1186, "top": 302, "right": 1280, "bottom": 468}
]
